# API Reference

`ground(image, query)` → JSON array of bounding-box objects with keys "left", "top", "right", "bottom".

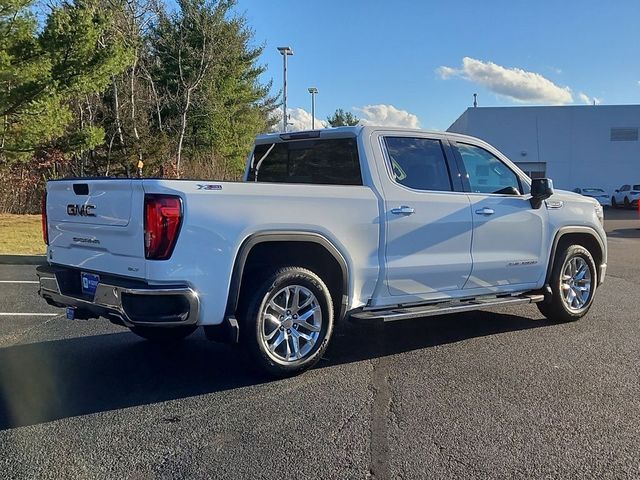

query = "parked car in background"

[
  {"left": 611, "top": 184, "right": 640, "bottom": 208},
  {"left": 572, "top": 188, "right": 611, "bottom": 207}
]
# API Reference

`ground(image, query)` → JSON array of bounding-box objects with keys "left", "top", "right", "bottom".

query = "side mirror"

[{"left": 530, "top": 178, "right": 554, "bottom": 209}]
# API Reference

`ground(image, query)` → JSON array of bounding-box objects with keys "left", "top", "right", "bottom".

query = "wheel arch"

[
  {"left": 545, "top": 227, "right": 605, "bottom": 285},
  {"left": 225, "top": 231, "right": 350, "bottom": 322}
]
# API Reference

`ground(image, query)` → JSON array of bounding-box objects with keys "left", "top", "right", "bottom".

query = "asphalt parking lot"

[{"left": 0, "top": 209, "right": 639, "bottom": 479}]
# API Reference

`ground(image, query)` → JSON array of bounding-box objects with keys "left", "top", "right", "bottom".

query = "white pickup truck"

[{"left": 38, "top": 126, "right": 607, "bottom": 376}]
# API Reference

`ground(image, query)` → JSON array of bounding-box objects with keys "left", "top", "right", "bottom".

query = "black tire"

[
  {"left": 129, "top": 325, "right": 198, "bottom": 342},
  {"left": 611, "top": 196, "right": 617, "bottom": 208},
  {"left": 537, "top": 244, "right": 597, "bottom": 322},
  {"left": 240, "top": 266, "right": 334, "bottom": 377},
  {"left": 624, "top": 196, "right": 630, "bottom": 208}
]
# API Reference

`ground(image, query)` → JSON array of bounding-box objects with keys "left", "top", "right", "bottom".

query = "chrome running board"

[{"left": 350, "top": 294, "right": 545, "bottom": 322}]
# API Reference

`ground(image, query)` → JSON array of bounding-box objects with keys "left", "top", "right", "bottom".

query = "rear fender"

[{"left": 225, "top": 231, "right": 349, "bottom": 321}]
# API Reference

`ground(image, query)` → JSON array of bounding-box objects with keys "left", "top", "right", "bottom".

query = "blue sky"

[{"left": 234, "top": 0, "right": 640, "bottom": 131}]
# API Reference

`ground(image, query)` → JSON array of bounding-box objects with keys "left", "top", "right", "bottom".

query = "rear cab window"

[{"left": 248, "top": 138, "right": 362, "bottom": 185}]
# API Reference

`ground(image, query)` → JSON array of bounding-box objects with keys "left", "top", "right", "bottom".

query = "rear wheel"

[
  {"left": 537, "top": 244, "right": 597, "bottom": 322},
  {"left": 241, "top": 266, "right": 334, "bottom": 377},
  {"left": 129, "top": 325, "right": 198, "bottom": 342},
  {"left": 624, "top": 196, "right": 630, "bottom": 208}
]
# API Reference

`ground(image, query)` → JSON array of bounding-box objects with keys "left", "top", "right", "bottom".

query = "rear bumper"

[{"left": 37, "top": 265, "right": 200, "bottom": 328}]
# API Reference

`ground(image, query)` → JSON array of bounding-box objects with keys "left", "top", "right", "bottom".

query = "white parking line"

[
  {"left": 0, "top": 280, "right": 39, "bottom": 284},
  {"left": 0, "top": 313, "right": 58, "bottom": 316}
]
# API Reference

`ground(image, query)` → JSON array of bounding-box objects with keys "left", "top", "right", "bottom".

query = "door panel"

[
  {"left": 465, "top": 195, "right": 547, "bottom": 288},
  {"left": 378, "top": 136, "right": 473, "bottom": 298},
  {"left": 385, "top": 192, "right": 473, "bottom": 295},
  {"left": 452, "top": 141, "right": 547, "bottom": 289}
]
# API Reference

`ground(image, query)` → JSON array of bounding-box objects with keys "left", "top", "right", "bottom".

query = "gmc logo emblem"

[{"left": 67, "top": 204, "right": 96, "bottom": 217}]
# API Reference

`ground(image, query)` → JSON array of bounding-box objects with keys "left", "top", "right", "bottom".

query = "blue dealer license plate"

[{"left": 81, "top": 272, "right": 100, "bottom": 297}]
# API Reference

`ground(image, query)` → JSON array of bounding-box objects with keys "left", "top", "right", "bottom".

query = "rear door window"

[
  {"left": 249, "top": 138, "right": 362, "bottom": 185},
  {"left": 383, "top": 137, "right": 453, "bottom": 192}
]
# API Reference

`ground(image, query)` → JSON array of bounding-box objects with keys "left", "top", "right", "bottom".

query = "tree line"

[{"left": 0, "top": 0, "right": 278, "bottom": 212}]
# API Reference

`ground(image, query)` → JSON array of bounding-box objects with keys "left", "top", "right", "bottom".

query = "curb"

[{"left": 0, "top": 254, "right": 46, "bottom": 265}]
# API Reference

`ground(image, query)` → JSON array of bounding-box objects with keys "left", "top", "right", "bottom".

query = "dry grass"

[{"left": 0, "top": 214, "right": 46, "bottom": 254}]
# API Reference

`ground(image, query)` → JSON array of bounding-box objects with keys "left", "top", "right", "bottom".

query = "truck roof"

[{"left": 255, "top": 126, "right": 479, "bottom": 144}]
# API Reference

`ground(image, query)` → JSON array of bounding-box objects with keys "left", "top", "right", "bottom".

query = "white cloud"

[
  {"left": 436, "top": 66, "right": 457, "bottom": 79},
  {"left": 437, "top": 57, "right": 573, "bottom": 105},
  {"left": 578, "top": 92, "right": 602, "bottom": 105},
  {"left": 270, "top": 104, "right": 421, "bottom": 132},
  {"left": 356, "top": 104, "right": 421, "bottom": 128},
  {"left": 271, "top": 107, "right": 327, "bottom": 132}
]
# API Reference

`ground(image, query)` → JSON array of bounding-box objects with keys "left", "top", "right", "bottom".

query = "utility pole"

[
  {"left": 308, "top": 87, "right": 318, "bottom": 129},
  {"left": 277, "top": 46, "right": 294, "bottom": 132}
]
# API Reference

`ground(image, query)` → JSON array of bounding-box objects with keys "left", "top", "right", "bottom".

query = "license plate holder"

[{"left": 81, "top": 272, "right": 100, "bottom": 297}]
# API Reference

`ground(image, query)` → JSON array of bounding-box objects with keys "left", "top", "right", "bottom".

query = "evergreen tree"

[{"left": 0, "top": 0, "right": 132, "bottom": 163}]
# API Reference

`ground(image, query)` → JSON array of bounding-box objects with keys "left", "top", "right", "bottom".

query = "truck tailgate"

[{"left": 46, "top": 179, "right": 146, "bottom": 277}]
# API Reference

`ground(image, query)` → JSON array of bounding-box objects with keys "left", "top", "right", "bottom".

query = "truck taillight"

[
  {"left": 144, "top": 195, "right": 183, "bottom": 260},
  {"left": 41, "top": 193, "right": 48, "bottom": 245}
]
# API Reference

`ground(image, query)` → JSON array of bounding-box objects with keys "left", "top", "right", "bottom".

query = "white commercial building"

[{"left": 448, "top": 105, "right": 640, "bottom": 194}]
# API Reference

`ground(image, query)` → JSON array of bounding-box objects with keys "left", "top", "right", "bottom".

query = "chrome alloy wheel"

[
  {"left": 561, "top": 256, "right": 592, "bottom": 311},
  {"left": 260, "top": 285, "right": 322, "bottom": 363}
]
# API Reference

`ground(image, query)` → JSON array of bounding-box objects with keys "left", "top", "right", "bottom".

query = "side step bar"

[{"left": 350, "top": 294, "right": 545, "bottom": 322}]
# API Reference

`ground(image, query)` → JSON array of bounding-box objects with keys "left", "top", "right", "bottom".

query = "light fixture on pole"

[
  {"left": 308, "top": 87, "right": 318, "bottom": 130},
  {"left": 277, "top": 46, "right": 294, "bottom": 132}
]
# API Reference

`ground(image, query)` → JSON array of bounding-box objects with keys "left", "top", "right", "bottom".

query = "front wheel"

[
  {"left": 537, "top": 244, "right": 597, "bottom": 322},
  {"left": 611, "top": 196, "right": 617, "bottom": 208},
  {"left": 129, "top": 325, "right": 198, "bottom": 342},
  {"left": 241, "top": 266, "right": 334, "bottom": 377}
]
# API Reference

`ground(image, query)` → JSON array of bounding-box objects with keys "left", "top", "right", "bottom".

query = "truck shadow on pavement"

[
  {"left": 607, "top": 228, "right": 640, "bottom": 238},
  {"left": 0, "top": 310, "right": 551, "bottom": 430}
]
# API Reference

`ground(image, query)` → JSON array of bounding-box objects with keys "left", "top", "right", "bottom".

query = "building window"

[{"left": 610, "top": 127, "right": 638, "bottom": 141}]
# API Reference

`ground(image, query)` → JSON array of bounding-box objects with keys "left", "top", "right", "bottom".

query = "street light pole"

[
  {"left": 308, "top": 87, "right": 318, "bottom": 129},
  {"left": 277, "top": 46, "right": 294, "bottom": 132}
]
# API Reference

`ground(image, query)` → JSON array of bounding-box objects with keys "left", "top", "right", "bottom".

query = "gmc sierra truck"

[{"left": 38, "top": 126, "right": 607, "bottom": 376}]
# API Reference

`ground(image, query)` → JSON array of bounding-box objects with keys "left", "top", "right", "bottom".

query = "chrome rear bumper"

[{"left": 37, "top": 265, "right": 200, "bottom": 328}]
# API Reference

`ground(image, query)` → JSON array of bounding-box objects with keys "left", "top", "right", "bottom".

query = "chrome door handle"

[
  {"left": 391, "top": 205, "right": 415, "bottom": 215},
  {"left": 475, "top": 207, "right": 495, "bottom": 216}
]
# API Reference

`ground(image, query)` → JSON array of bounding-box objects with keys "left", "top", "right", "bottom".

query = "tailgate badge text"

[{"left": 67, "top": 204, "right": 96, "bottom": 216}]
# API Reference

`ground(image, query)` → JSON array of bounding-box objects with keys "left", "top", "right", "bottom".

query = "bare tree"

[{"left": 152, "top": 0, "right": 228, "bottom": 177}]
